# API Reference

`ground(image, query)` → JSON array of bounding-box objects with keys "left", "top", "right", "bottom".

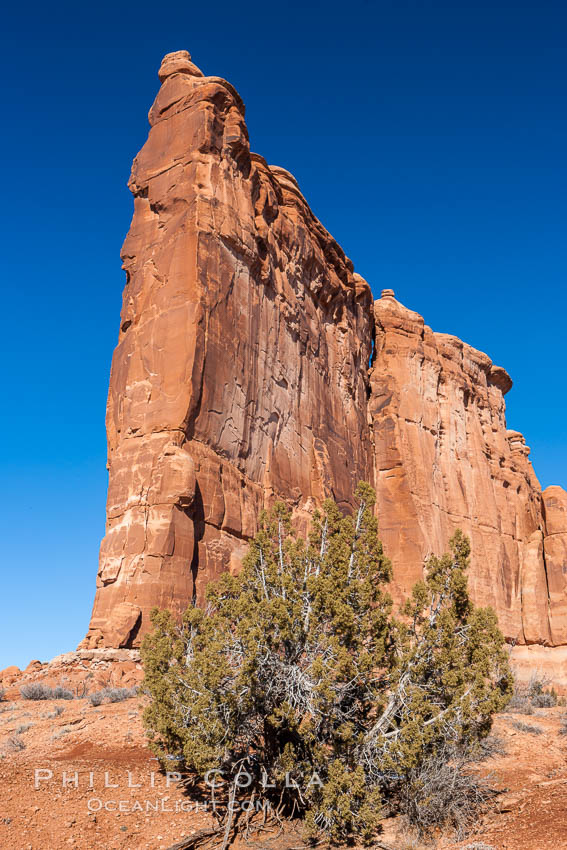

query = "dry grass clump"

[
  {"left": 41, "top": 705, "right": 64, "bottom": 719},
  {"left": 510, "top": 719, "right": 544, "bottom": 735},
  {"left": 6, "top": 734, "right": 26, "bottom": 752},
  {"left": 20, "top": 683, "right": 74, "bottom": 701},
  {"left": 398, "top": 744, "right": 497, "bottom": 839},
  {"left": 88, "top": 686, "right": 138, "bottom": 706},
  {"left": 476, "top": 733, "right": 507, "bottom": 761},
  {"left": 509, "top": 674, "right": 558, "bottom": 714},
  {"left": 50, "top": 726, "right": 72, "bottom": 741}
]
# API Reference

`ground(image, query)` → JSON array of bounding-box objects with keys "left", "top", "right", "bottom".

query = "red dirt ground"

[{"left": 0, "top": 695, "right": 566, "bottom": 849}]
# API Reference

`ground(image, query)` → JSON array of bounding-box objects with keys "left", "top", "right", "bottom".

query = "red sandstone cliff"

[
  {"left": 82, "top": 51, "right": 567, "bottom": 664},
  {"left": 83, "top": 51, "right": 374, "bottom": 648},
  {"left": 370, "top": 290, "right": 567, "bottom": 647}
]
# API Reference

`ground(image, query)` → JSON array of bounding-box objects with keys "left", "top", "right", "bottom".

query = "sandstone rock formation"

[
  {"left": 0, "top": 650, "right": 143, "bottom": 701},
  {"left": 83, "top": 50, "right": 373, "bottom": 648},
  {"left": 370, "top": 291, "right": 567, "bottom": 646},
  {"left": 82, "top": 51, "right": 567, "bottom": 673}
]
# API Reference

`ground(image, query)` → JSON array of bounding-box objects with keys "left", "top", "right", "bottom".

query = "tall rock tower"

[{"left": 83, "top": 51, "right": 374, "bottom": 647}]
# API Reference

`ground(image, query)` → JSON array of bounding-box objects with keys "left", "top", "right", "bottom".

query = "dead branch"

[{"left": 163, "top": 826, "right": 222, "bottom": 850}]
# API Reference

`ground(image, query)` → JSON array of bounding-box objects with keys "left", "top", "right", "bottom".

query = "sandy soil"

[
  {"left": 442, "top": 708, "right": 567, "bottom": 850},
  {"left": 0, "top": 695, "right": 566, "bottom": 850}
]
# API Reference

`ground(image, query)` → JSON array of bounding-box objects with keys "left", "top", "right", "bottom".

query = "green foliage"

[{"left": 141, "top": 485, "right": 512, "bottom": 844}]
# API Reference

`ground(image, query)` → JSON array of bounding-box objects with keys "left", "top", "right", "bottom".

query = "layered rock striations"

[{"left": 83, "top": 51, "right": 567, "bottom": 666}]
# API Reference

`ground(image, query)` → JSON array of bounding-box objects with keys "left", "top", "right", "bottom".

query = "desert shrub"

[
  {"left": 0, "top": 687, "right": 5, "bottom": 701},
  {"left": 508, "top": 681, "right": 532, "bottom": 713},
  {"left": 41, "top": 706, "right": 64, "bottom": 719},
  {"left": 88, "top": 686, "right": 138, "bottom": 706},
  {"left": 463, "top": 844, "right": 496, "bottom": 850},
  {"left": 508, "top": 695, "right": 533, "bottom": 714},
  {"left": 398, "top": 744, "right": 496, "bottom": 838},
  {"left": 142, "top": 484, "right": 512, "bottom": 846},
  {"left": 51, "top": 726, "right": 72, "bottom": 740},
  {"left": 531, "top": 687, "right": 558, "bottom": 708},
  {"left": 106, "top": 686, "right": 138, "bottom": 702},
  {"left": 509, "top": 675, "right": 557, "bottom": 713},
  {"left": 6, "top": 735, "right": 26, "bottom": 751},
  {"left": 51, "top": 685, "right": 74, "bottom": 700},
  {"left": 19, "top": 682, "right": 73, "bottom": 701},
  {"left": 15, "top": 723, "right": 33, "bottom": 734},
  {"left": 476, "top": 733, "right": 507, "bottom": 761},
  {"left": 88, "top": 691, "right": 104, "bottom": 707},
  {"left": 20, "top": 683, "right": 54, "bottom": 700},
  {"left": 510, "top": 720, "right": 543, "bottom": 735}
]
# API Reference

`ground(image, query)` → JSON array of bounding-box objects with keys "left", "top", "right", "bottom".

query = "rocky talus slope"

[{"left": 81, "top": 50, "right": 567, "bottom": 683}]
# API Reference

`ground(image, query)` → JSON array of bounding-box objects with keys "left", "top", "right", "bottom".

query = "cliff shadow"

[{"left": 189, "top": 480, "right": 205, "bottom": 606}]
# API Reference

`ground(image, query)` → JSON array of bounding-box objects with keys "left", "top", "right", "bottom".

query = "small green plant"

[{"left": 142, "top": 484, "right": 511, "bottom": 845}]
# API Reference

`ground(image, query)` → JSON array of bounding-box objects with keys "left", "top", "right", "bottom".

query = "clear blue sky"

[{"left": 1, "top": 0, "right": 565, "bottom": 670}]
